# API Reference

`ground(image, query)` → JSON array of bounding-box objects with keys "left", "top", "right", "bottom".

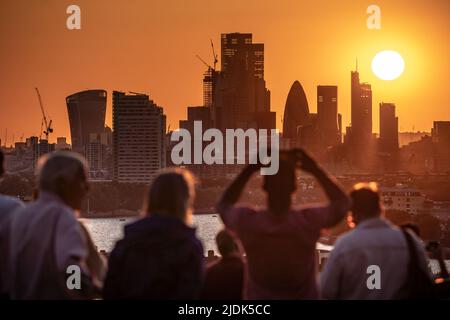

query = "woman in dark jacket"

[{"left": 103, "top": 168, "right": 204, "bottom": 299}]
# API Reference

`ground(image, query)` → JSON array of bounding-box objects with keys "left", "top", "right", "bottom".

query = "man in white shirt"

[
  {"left": 320, "top": 183, "right": 431, "bottom": 299},
  {"left": 6, "top": 151, "right": 96, "bottom": 299}
]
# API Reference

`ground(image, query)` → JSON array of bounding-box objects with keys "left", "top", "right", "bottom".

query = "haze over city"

[
  {"left": 1, "top": 0, "right": 450, "bottom": 306},
  {"left": 1, "top": 0, "right": 449, "bottom": 144}
]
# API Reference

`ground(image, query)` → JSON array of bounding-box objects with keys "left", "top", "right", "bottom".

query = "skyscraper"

[
  {"left": 432, "top": 121, "right": 450, "bottom": 172},
  {"left": 283, "top": 81, "right": 310, "bottom": 143},
  {"left": 346, "top": 68, "right": 374, "bottom": 168},
  {"left": 379, "top": 102, "right": 399, "bottom": 153},
  {"left": 113, "top": 91, "right": 166, "bottom": 183},
  {"left": 203, "top": 68, "right": 218, "bottom": 110},
  {"left": 317, "top": 85, "right": 339, "bottom": 148},
  {"left": 351, "top": 70, "right": 372, "bottom": 139},
  {"left": 66, "top": 90, "right": 107, "bottom": 153},
  {"left": 214, "top": 33, "right": 273, "bottom": 130},
  {"left": 221, "top": 33, "right": 264, "bottom": 79}
]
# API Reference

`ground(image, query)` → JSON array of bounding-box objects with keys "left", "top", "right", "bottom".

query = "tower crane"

[
  {"left": 35, "top": 88, "right": 53, "bottom": 141},
  {"left": 210, "top": 39, "right": 218, "bottom": 71},
  {"left": 196, "top": 55, "right": 213, "bottom": 71}
]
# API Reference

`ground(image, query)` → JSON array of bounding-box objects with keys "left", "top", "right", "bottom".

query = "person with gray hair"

[
  {"left": 6, "top": 151, "right": 97, "bottom": 299},
  {"left": 0, "top": 149, "right": 25, "bottom": 299}
]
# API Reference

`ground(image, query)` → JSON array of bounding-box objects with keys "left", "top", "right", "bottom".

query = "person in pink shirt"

[{"left": 217, "top": 149, "right": 351, "bottom": 299}]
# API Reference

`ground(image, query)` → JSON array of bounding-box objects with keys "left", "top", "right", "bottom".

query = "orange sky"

[{"left": 0, "top": 0, "right": 449, "bottom": 144}]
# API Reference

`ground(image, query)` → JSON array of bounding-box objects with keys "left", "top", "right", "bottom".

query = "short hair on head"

[
  {"left": 216, "top": 229, "right": 237, "bottom": 257},
  {"left": 145, "top": 168, "right": 195, "bottom": 222},
  {"left": 263, "top": 152, "right": 297, "bottom": 215},
  {"left": 37, "top": 151, "right": 88, "bottom": 193},
  {"left": 263, "top": 153, "right": 296, "bottom": 193},
  {"left": 350, "top": 182, "right": 381, "bottom": 218}
]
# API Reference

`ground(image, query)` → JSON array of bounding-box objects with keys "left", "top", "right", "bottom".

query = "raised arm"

[
  {"left": 216, "top": 164, "right": 259, "bottom": 227},
  {"left": 294, "top": 149, "right": 351, "bottom": 226}
]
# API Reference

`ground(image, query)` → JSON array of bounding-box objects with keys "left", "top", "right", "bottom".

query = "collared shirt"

[
  {"left": 6, "top": 191, "right": 88, "bottom": 299},
  {"left": 222, "top": 203, "right": 348, "bottom": 300},
  {"left": 0, "top": 194, "right": 24, "bottom": 219},
  {"left": 320, "top": 217, "right": 431, "bottom": 300},
  {"left": 0, "top": 194, "right": 25, "bottom": 295}
]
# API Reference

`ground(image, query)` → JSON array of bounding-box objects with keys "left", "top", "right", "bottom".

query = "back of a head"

[
  {"left": 216, "top": 229, "right": 238, "bottom": 258},
  {"left": 145, "top": 168, "right": 195, "bottom": 224},
  {"left": 37, "top": 151, "right": 88, "bottom": 194},
  {"left": 263, "top": 153, "right": 296, "bottom": 215},
  {"left": 350, "top": 182, "right": 381, "bottom": 223}
]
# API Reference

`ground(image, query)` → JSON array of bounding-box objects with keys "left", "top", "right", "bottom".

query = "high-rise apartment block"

[{"left": 113, "top": 91, "right": 166, "bottom": 183}]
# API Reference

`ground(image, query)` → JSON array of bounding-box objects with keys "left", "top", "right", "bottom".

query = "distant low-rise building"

[
  {"left": 381, "top": 186, "right": 425, "bottom": 215},
  {"left": 55, "top": 137, "right": 71, "bottom": 150}
]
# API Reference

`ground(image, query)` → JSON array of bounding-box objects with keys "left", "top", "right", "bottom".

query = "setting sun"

[{"left": 371, "top": 50, "right": 405, "bottom": 81}]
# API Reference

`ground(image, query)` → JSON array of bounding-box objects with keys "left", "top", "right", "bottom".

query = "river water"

[
  {"left": 80, "top": 214, "right": 223, "bottom": 253},
  {"left": 81, "top": 215, "right": 450, "bottom": 275}
]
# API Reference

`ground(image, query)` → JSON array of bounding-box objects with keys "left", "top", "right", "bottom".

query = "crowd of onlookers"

[{"left": 0, "top": 149, "right": 448, "bottom": 300}]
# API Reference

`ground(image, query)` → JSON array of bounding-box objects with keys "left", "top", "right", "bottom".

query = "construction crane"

[
  {"left": 196, "top": 54, "right": 213, "bottom": 71},
  {"left": 35, "top": 87, "right": 53, "bottom": 141},
  {"left": 210, "top": 39, "right": 218, "bottom": 71}
]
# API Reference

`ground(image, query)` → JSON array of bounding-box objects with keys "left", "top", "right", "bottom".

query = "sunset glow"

[{"left": 371, "top": 50, "right": 405, "bottom": 80}]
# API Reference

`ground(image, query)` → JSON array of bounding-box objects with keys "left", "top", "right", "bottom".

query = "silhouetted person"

[
  {"left": 0, "top": 149, "right": 25, "bottom": 299},
  {"left": 321, "top": 183, "right": 432, "bottom": 299},
  {"left": 201, "top": 229, "right": 245, "bottom": 300},
  {"left": 217, "top": 149, "right": 351, "bottom": 299},
  {"left": 425, "top": 241, "right": 450, "bottom": 281},
  {"left": 103, "top": 168, "right": 204, "bottom": 299},
  {"left": 401, "top": 223, "right": 450, "bottom": 297},
  {"left": 206, "top": 250, "right": 219, "bottom": 264},
  {"left": 6, "top": 152, "right": 98, "bottom": 299}
]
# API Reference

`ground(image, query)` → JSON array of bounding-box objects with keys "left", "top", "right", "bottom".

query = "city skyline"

[{"left": 0, "top": 0, "right": 449, "bottom": 144}]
